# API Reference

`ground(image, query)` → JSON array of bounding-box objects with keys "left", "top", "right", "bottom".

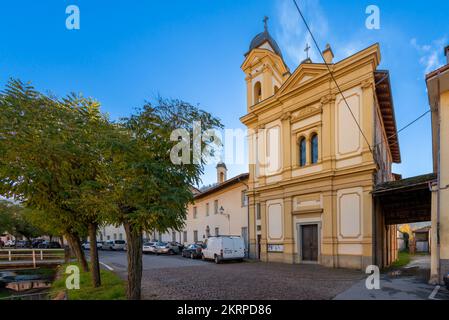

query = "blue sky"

[{"left": 0, "top": 0, "right": 447, "bottom": 187}]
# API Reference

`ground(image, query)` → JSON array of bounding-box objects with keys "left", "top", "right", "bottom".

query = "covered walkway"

[{"left": 373, "top": 173, "right": 436, "bottom": 267}]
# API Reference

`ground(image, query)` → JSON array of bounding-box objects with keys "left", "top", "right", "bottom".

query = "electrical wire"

[
  {"left": 292, "top": 0, "right": 432, "bottom": 158},
  {"left": 292, "top": 0, "right": 373, "bottom": 154}
]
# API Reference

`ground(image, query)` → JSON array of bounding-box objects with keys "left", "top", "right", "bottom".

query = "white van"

[
  {"left": 103, "top": 240, "right": 126, "bottom": 251},
  {"left": 201, "top": 236, "right": 245, "bottom": 264}
]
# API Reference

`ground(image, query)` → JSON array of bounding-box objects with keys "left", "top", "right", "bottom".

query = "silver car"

[
  {"left": 143, "top": 242, "right": 158, "bottom": 254},
  {"left": 155, "top": 241, "right": 180, "bottom": 255}
]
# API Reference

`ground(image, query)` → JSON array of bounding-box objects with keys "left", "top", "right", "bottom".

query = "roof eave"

[{"left": 375, "top": 70, "right": 401, "bottom": 163}]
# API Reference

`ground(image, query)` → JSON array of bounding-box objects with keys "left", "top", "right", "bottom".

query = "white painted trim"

[
  {"left": 429, "top": 285, "right": 440, "bottom": 300},
  {"left": 99, "top": 261, "right": 114, "bottom": 271}
]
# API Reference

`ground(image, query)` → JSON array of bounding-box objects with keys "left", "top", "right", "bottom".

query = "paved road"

[
  {"left": 97, "top": 250, "right": 206, "bottom": 272},
  {"left": 89, "top": 251, "right": 449, "bottom": 300},
  {"left": 335, "top": 255, "right": 449, "bottom": 300},
  {"left": 95, "top": 250, "right": 364, "bottom": 300}
]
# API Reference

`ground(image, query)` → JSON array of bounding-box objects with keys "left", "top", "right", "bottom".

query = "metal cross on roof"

[
  {"left": 263, "top": 16, "right": 269, "bottom": 31},
  {"left": 304, "top": 43, "right": 311, "bottom": 59}
]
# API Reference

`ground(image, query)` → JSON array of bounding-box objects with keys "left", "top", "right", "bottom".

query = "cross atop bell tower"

[
  {"left": 263, "top": 16, "right": 269, "bottom": 31},
  {"left": 242, "top": 17, "right": 290, "bottom": 110}
]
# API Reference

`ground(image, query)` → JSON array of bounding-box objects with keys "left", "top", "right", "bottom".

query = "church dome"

[
  {"left": 248, "top": 17, "right": 283, "bottom": 57},
  {"left": 249, "top": 30, "right": 283, "bottom": 57}
]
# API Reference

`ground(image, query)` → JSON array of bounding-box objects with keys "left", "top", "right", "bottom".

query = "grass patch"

[
  {"left": 50, "top": 263, "right": 126, "bottom": 300},
  {"left": 390, "top": 251, "right": 411, "bottom": 269}
]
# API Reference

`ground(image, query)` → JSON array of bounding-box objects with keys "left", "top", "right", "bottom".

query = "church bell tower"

[{"left": 241, "top": 17, "right": 290, "bottom": 112}]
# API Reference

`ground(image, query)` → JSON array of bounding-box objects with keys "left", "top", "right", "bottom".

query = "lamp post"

[{"left": 219, "top": 206, "right": 231, "bottom": 235}]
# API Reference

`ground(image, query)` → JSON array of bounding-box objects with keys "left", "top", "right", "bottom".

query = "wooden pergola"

[{"left": 373, "top": 174, "right": 436, "bottom": 225}]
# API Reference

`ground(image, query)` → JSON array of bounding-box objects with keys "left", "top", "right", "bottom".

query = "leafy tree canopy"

[
  {"left": 0, "top": 79, "right": 116, "bottom": 235},
  {"left": 107, "top": 98, "right": 223, "bottom": 234}
]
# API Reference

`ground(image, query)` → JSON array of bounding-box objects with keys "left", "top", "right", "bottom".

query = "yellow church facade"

[{"left": 241, "top": 25, "right": 400, "bottom": 269}]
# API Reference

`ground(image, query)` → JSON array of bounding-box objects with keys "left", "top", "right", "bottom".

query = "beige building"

[
  {"left": 241, "top": 22, "right": 400, "bottom": 269},
  {"left": 427, "top": 45, "right": 449, "bottom": 283},
  {"left": 99, "top": 225, "right": 126, "bottom": 242},
  {"left": 183, "top": 164, "right": 249, "bottom": 245}
]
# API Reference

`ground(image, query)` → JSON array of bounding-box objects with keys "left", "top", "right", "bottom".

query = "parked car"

[
  {"left": 82, "top": 241, "right": 103, "bottom": 250},
  {"left": 173, "top": 242, "right": 185, "bottom": 252},
  {"left": 37, "top": 241, "right": 61, "bottom": 249},
  {"left": 143, "top": 242, "right": 158, "bottom": 254},
  {"left": 155, "top": 241, "right": 179, "bottom": 255},
  {"left": 15, "top": 240, "right": 31, "bottom": 248},
  {"left": 182, "top": 244, "right": 204, "bottom": 259},
  {"left": 201, "top": 236, "right": 245, "bottom": 264},
  {"left": 32, "top": 239, "right": 45, "bottom": 248},
  {"left": 4, "top": 240, "right": 15, "bottom": 247},
  {"left": 103, "top": 240, "right": 126, "bottom": 251}
]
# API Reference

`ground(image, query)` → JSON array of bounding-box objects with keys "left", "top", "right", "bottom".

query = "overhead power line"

[
  {"left": 374, "top": 109, "right": 431, "bottom": 149},
  {"left": 292, "top": 0, "right": 432, "bottom": 158},
  {"left": 292, "top": 0, "right": 373, "bottom": 154}
]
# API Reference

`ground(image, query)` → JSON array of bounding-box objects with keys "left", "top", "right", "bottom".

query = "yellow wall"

[
  {"left": 241, "top": 44, "right": 394, "bottom": 269},
  {"left": 439, "top": 91, "right": 449, "bottom": 261}
]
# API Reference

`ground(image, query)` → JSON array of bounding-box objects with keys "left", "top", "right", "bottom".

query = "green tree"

[
  {"left": 24, "top": 208, "right": 67, "bottom": 240},
  {"left": 108, "top": 98, "right": 222, "bottom": 299},
  {"left": 0, "top": 80, "right": 112, "bottom": 286},
  {"left": 0, "top": 200, "right": 43, "bottom": 241},
  {"left": 0, "top": 201, "right": 15, "bottom": 235}
]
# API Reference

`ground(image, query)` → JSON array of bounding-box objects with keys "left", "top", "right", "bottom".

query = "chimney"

[
  {"left": 445, "top": 45, "right": 449, "bottom": 65},
  {"left": 322, "top": 44, "right": 334, "bottom": 64},
  {"left": 216, "top": 162, "right": 227, "bottom": 184}
]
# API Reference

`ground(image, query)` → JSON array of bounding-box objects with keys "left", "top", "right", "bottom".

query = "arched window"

[
  {"left": 254, "top": 82, "right": 262, "bottom": 104},
  {"left": 311, "top": 133, "right": 318, "bottom": 164},
  {"left": 299, "top": 137, "right": 306, "bottom": 167}
]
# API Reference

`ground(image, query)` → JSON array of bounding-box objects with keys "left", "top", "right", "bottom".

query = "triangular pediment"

[
  {"left": 257, "top": 41, "right": 275, "bottom": 53},
  {"left": 278, "top": 64, "right": 328, "bottom": 95},
  {"left": 241, "top": 49, "right": 289, "bottom": 74}
]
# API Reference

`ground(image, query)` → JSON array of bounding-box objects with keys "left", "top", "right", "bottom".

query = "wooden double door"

[{"left": 300, "top": 224, "right": 319, "bottom": 262}]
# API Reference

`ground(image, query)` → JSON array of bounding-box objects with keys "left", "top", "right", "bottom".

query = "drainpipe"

[{"left": 241, "top": 179, "right": 251, "bottom": 259}]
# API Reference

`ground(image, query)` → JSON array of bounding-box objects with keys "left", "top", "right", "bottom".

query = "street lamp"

[{"left": 219, "top": 206, "right": 231, "bottom": 235}]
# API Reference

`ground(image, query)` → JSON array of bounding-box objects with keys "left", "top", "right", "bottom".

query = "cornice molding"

[
  {"left": 320, "top": 93, "right": 337, "bottom": 106},
  {"left": 361, "top": 79, "right": 373, "bottom": 89},
  {"left": 281, "top": 112, "right": 291, "bottom": 121}
]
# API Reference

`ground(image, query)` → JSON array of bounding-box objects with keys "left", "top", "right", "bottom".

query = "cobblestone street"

[{"left": 137, "top": 261, "right": 363, "bottom": 300}]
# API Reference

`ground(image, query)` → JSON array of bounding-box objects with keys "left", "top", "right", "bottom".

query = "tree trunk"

[
  {"left": 65, "top": 232, "right": 89, "bottom": 272},
  {"left": 124, "top": 221, "right": 142, "bottom": 300},
  {"left": 88, "top": 222, "right": 101, "bottom": 287}
]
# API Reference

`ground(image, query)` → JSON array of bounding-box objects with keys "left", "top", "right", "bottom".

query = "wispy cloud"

[
  {"left": 411, "top": 37, "right": 448, "bottom": 74},
  {"left": 275, "top": 0, "right": 329, "bottom": 65}
]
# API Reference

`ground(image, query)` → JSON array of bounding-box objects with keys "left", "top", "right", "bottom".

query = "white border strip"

[
  {"left": 99, "top": 261, "right": 114, "bottom": 271},
  {"left": 429, "top": 285, "right": 440, "bottom": 300}
]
